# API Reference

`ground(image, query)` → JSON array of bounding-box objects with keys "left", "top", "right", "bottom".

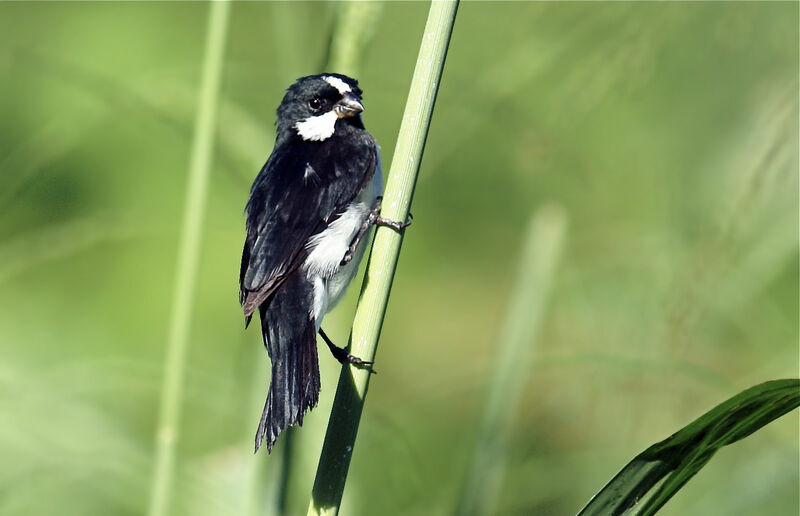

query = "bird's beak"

[{"left": 334, "top": 92, "right": 364, "bottom": 119}]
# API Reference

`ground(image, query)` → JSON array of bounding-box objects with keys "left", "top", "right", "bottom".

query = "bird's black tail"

[{"left": 255, "top": 272, "right": 321, "bottom": 453}]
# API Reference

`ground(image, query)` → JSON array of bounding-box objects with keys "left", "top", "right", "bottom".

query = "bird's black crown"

[{"left": 276, "top": 73, "right": 364, "bottom": 134}]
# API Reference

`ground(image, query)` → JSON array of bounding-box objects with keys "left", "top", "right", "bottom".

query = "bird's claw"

[
  {"left": 340, "top": 249, "right": 354, "bottom": 267},
  {"left": 376, "top": 214, "right": 412, "bottom": 232}
]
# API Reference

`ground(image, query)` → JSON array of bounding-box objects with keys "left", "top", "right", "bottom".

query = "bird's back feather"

[{"left": 240, "top": 132, "right": 377, "bottom": 318}]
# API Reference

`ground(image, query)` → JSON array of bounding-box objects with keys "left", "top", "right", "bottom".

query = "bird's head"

[{"left": 276, "top": 74, "right": 365, "bottom": 142}]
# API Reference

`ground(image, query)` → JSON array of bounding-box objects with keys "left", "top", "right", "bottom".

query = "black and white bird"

[{"left": 240, "top": 74, "right": 408, "bottom": 453}]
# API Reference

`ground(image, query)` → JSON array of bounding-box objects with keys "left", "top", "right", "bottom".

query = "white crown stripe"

[{"left": 323, "top": 76, "right": 352, "bottom": 95}]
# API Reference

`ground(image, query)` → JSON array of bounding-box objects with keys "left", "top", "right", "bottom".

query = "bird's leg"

[
  {"left": 340, "top": 197, "right": 413, "bottom": 266},
  {"left": 319, "top": 328, "right": 376, "bottom": 372},
  {"left": 340, "top": 200, "right": 381, "bottom": 267}
]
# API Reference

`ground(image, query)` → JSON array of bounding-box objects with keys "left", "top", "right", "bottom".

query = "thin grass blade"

[
  {"left": 147, "top": 3, "right": 231, "bottom": 516},
  {"left": 578, "top": 379, "right": 800, "bottom": 516},
  {"left": 456, "top": 204, "right": 568, "bottom": 516}
]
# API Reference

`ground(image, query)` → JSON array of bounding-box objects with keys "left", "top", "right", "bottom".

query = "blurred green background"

[{"left": 0, "top": 2, "right": 797, "bottom": 515}]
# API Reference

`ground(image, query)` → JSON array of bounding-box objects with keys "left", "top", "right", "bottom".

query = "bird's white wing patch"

[
  {"left": 310, "top": 275, "right": 328, "bottom": 329},
  {"left": 304, "top": 202, "right": 369, "bottom": 278},
  {"left": 295, "top": 111, "right": 337, "bottom": 142},
  {"left": 323, "top": 76, "right": 352, "bottom": 95}
]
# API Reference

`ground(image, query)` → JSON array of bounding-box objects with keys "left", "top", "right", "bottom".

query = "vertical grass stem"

[
  {"left": 148, "top": 3, "right": 230, "bottom": 515},
  {"left": 457, "top": 204, "right": 568, "bottom": 516},
  {"left": 307, "top": 2, "right": 459, "bottom": 515},
  {"left": 325, "top": 1, "right": 384, "bottom": 77}
]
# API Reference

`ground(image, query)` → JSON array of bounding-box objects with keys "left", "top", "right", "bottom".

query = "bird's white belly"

[{"left": 304, "top": 167, "right": 382, "bottom": 329}]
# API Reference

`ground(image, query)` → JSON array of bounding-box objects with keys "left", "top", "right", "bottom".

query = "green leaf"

[{"left": 579, "top": 379, "right": 800, "bottom": 516}]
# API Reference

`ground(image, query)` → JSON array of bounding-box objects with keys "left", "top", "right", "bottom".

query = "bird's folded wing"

[{"left": 239, "top": 138, "right": 377, "bottom": 319}]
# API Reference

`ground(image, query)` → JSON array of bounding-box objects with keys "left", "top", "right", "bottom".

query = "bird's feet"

[
  {"left": 375, "top": 211, "right": 413, "bottom": 232},
  {"left": 319, "top": 328, "right": 376, "bottom": 373},
  {"left": 340, "top": 197, "right": 413, "bottom": 266}
]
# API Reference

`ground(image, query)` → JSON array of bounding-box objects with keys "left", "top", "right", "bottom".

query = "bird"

[{"left": 239, "top": 74, "right": 409, "bottom": 453}]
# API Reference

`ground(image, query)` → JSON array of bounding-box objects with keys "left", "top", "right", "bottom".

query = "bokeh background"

[{"left": 0, "top": 2, "right": 797, "bottom": 515}]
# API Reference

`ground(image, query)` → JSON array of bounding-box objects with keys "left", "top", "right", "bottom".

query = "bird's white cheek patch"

[
  {"left": 295, "top": 111, "right": 337, "bottom": 142},
  {"left": 323, "top": 76, "right": 352, "bottom": 95}
]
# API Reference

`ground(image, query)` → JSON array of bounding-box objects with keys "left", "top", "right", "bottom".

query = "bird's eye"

[{"left": 308, "top": 98, "right": 323, "bottom": 112}]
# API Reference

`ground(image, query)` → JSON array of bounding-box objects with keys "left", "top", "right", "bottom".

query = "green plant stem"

[
  {"left": 456, "top": 205, "right": 568, "bottom": 516},
  {"left": 147, "top": 3, "right": 230, "bottom": 516},
  {"left": 325, "top": 1, "right": 383, "bottom": 77},
  {"left": 307, "top": 2, "right": 459, "bottom": 515}
]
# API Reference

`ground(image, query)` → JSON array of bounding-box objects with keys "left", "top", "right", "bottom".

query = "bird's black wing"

[{"left": 240, "top": 133, "right": 378, "bottom": 321}]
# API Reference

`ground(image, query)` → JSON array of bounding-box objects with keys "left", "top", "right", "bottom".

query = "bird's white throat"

[{"left": 294, "top": 111, "right": 338, "bottom": 142}]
